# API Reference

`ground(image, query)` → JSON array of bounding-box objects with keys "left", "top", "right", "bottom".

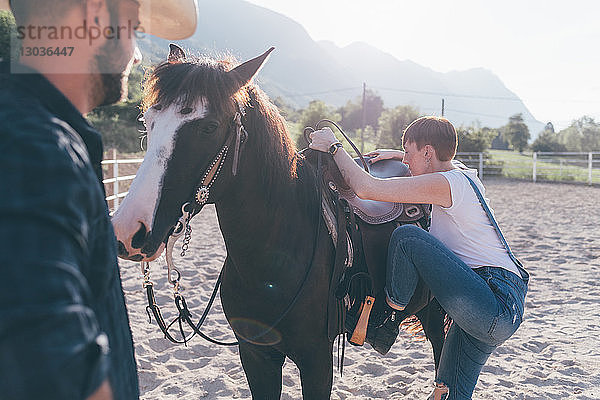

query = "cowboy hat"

[{"left": 0, "top": 0, "right": 198, "bottom": 40}]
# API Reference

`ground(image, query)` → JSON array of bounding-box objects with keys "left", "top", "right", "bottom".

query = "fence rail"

[
  {"left": 102, "top": 151, "right": 600, "bottom": 206},
  {"left": 101, "top": 149, "right": 143, "bottom": 210},
  {"left": 456, "top": 151, "right": 600, "bottom": 185}
]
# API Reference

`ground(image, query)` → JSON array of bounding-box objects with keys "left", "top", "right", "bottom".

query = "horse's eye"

[
  {"left": 203, "top": 122, "right": 218, "bottom": 134},
  {"left": 153, "top": 104, "right": 163, "bottom": 111},
  {"left": 180, "top": 107, "right": 193, "bottom": 115}
]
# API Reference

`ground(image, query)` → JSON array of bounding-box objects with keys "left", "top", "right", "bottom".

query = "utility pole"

[
  {"left": 361, "top": 82, "right": 367, "bottom": 152},
  {"left": 441, "top": 98, "right": 445, "bottom": 117}
]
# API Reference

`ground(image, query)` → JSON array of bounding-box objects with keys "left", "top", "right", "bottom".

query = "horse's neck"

[
  {"left": 215, "top": 162, "right": 317, "bottom": 272},
  {"left": 217, "top": 173, "right": 303, "bottom": 241}
]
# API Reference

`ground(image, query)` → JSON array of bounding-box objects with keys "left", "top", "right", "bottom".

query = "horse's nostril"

[
  {"left": 117, "top": 241, "right": 129, "bottom": 257},
  {"left": 131, "top": 223, "right": 148, "bottom": 249}
]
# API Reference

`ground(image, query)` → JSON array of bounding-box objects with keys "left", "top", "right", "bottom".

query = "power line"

[
  {"left": 410, "top": 105, "right": 542, "bottom": 125},
  {"left": 443, "top": 108, "right": 542, "bottom": 124},
  {"left": 272, "top": 84, "right": 592, "bottom": 125},
  {"left": 283, "top": 87, "right": 361, "bottom": 98},
  {"left": 374, "top": 86, "right": 600, "bottom": 104},
  {"left": 273, "top": 83, "right": 600, "bottom": 105},
  {"left": 372, "top": 86, "right": 523, "bottom": 102}
]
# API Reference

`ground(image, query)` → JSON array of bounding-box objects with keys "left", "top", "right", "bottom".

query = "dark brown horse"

[{"left": 112, "top": 45, "right": 444, "bottom": 399}]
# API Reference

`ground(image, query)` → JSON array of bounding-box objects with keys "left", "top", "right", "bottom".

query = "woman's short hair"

[{"left": 402, "top": 116, "right": 458, "bottom": 161}]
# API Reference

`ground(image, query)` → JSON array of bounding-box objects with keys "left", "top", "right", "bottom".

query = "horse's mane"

[{"left": 142, "top": 55, "right": 299, "bottom": 190}]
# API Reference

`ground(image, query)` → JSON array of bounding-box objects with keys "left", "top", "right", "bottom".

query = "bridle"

[
  {"left": 191, "top": 107, "right": 248, "bottom": 215},
  {"left": 140, "top": 105, "right": 247, "bottom": 346},
  {"left": 140, "top": 105, "right": 325, "bottom": 347}
]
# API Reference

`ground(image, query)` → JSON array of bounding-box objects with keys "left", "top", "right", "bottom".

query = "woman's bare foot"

[{"left": 427, "top": 383, "right": 449, "bottom": 400}]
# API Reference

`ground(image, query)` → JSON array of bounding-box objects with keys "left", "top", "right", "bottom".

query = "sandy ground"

[{"left": 118, "top": 179, "right": 600, "bottom": 399}]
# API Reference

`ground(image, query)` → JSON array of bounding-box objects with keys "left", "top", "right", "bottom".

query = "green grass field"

[{"left": 456, "top": 150, "right": 600, "bottom": 185}]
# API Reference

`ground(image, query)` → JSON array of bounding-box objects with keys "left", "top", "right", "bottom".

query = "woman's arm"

[{"left": 309, "top": 128, "right": 452, "bottom": 207}]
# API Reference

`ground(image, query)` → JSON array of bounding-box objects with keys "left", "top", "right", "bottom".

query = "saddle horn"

[{"left": 228, "top": 47, "right": 275, "bottom": 89}]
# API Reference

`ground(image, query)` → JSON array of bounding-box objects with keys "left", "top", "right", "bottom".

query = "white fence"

[
  {"left": 101, "top": 149, "right": 143, "bottom": 210},
  {"left": 102, "top": 151, "right": 600, "bottom": 206},
  {"left": 456, "top": 151, "right": 600, "bottom": 185}
]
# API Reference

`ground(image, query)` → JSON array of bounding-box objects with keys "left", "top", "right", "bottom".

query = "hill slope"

[{"left": 138, "top": 0, "right": 544, "bottom": 135}]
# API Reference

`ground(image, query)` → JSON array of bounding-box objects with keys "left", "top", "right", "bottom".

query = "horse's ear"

[
  {"left": 228, "top": 47, "right": 275, "bottom": 89},
  {"left": 168, "top": 43, "right": 186, "bottom": 63}
]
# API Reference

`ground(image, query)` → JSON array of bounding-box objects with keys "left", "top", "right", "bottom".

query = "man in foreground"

[{"left": 0, "top": 0, "right": 197, "bottom": 398}]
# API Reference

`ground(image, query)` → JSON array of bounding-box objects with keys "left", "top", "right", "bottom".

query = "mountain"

[
  {"left": 138, "top": 0, "right": 545, "bottom": 135},
  {"left": 319, "top": 41, "right": 544, "bottom": 134}
]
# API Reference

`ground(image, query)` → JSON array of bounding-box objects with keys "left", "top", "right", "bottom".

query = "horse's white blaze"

[{"left": 112, "top": 98, "right": 209, "bottom": 259}]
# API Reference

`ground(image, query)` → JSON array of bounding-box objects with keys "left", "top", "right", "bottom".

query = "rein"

[
  {"left": 303, "top": 119, "right": 371, "bottom": 173},
  {"left": 141, "top": 208, "right": 237, "bottom": 346},
  {"left": 141, "top": 107, "right": 325, "bottom": 347}
]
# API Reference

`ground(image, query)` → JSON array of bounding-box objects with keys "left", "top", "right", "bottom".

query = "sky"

[{"left": 246, "top": 0, "right": 600, "bottom": 130}]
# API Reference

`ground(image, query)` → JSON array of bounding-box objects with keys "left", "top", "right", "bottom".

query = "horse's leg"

[
  {"left": 292, "top": 341, "right": 334, "bottom": 400},
  {"left": 238, "top": 342, "right": 286, "bottom": 400},
  {"left": 416, "top": 298, "right": 446, "bottom": 372}
]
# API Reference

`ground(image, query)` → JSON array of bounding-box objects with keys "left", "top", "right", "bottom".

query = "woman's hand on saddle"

[
  {"left": 309, "top": 127, "right": 339, "bottom": 153},
  {"left": 364, "top": 149, "right": 405, "bottom": 164}
]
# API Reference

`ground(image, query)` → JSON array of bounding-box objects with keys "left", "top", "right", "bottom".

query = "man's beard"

[
  {"left": 91, "top": 40, "right": 131, "bottom": 107},
  {"left": 97, "top": 72, "right": 127, "bottom": 107}
]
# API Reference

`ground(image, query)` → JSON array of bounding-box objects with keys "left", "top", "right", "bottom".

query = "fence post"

[
  {"left": 112, "top": 149, "right": 119, "bottom": 209},
  {"left": 532, "top": 152, "right": 537, "bottom": 183},
  {"left": 478, "top": 152, "right": 484, "bottom": 179},
  {"left": 589, "top": 152, "right": 593, "bottom": 186}
]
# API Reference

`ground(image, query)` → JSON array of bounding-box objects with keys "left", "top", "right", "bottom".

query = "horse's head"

[{"left": 112, "top": 44, "right": 275, "bottom": 261}]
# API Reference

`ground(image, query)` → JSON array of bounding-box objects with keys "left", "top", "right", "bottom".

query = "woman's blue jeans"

[{"left": 385, "top": 225, "right": 527, "bottom": 399}]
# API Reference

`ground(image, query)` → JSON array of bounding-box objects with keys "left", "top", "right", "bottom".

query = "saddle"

[
  {"left": 327, "top": 157, "right": 426, "bottom": 225},
  {"left": 307, "top": 152, "right": 435, "bottom": 350}
]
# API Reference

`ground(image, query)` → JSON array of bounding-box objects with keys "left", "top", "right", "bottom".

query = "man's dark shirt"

[{"left": 0, "top": 63, "right": 139, "bottom": 399}]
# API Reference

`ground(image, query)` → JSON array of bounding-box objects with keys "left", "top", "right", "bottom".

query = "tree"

[
  {"left": 91, "top": 64, "right": 145, "bottom": 153},
  {"left": 0, "top": 10, "right": 15, "bottom": 63},
  {"left": 273, "top": 96, "right": 300, "bottom": 123},
  {"left": 531, "top": 122, "right": 567, "bottom": 152},
  {"left": 556, "top": 116, "right": 600, "bottom": 152},
  {"left": 456, "top": 125, "right": 496, "bottom": 152},
  {"left": 503, "top": 113, "right": 530, "bottom": 152},
  {"left": 296, "top": 100, "right": 340, "bottom": 148},
  {"left": 89, "top": 101, "right": 144, "bottom": 153},
  {"left": 491, "top": 132, "right": 510, "bottom": 150},
  {"left": 354, "top": 125, "right": 378, "bottom": 152},
  {"left": 338, "top": 89, "right": 384, "bottom": 131},
  {"left": 376, "top": 105, "right": 420, "bottom": 148}
]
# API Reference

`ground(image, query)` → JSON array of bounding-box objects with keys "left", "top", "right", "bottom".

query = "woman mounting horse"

[
  {"left": 310, "top": 118, "right": 530, "bottom": 399},
  {"left": 112, "top": 45, "right": 441, "bottom": 399}
]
